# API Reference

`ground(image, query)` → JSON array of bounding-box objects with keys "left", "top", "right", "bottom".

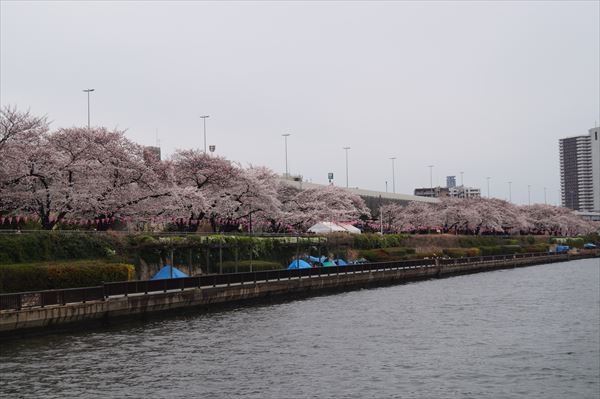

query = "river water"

[{"left": 1, "top": 258, "right": 599, "bottom": 399}]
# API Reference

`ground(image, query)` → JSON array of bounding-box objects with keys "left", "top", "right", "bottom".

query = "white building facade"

[
  {"left": 448, "top": 186, "right": 481, "bottom": 199},
  {"left": 590, "top": 127, "right": 600, "bottom": 212}
]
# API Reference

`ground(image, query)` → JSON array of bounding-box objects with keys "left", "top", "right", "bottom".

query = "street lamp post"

[
  {"left": 543, "top": 187, "right": 547, "bottom": 205},
  {"left": 486, "top": 177, "right": 491, "bottom": 198},
  {"left": 343, "top": 147, "right": 351, "bottom": 188},
  {"left": 282, "top": 133, "right": 291, "bottom": 177},
  {"left": 200, "top": 115, "right": 210, "bottom": 152},
  {"left": 82, "top": 88, "right": 95, "bottom": 129},
  {"left": 428, "top": 165, "right": 434, "bottom": 190},
  {"left": 389, "top": 157, "right": 397, "bottom": 194}
]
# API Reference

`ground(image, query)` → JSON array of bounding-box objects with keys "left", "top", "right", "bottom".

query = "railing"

[{"left": 0, "top": 252, "right": 566, "bottom": 311}]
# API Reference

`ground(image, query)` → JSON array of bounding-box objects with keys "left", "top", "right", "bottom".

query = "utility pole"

[
  {"left": 83, "top": 88, "right": 95, "bottom": 129},
  {"left": 390, "top": 157, "right": 397, "bottom": 193},
  {"left": 200, "top": 115, "right": 210, "bottom": 152},
  {"left": 343, "top": 147, "right": 351, "bottom": 188},
  {"left": 428, "top": 165, "right": 434, "bottom": 190},
  {"left": 282, "top": 133, "right": 291, "bottom": 177}
]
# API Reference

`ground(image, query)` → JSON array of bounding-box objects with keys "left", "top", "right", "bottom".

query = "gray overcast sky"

[{"left": 1, "top": 1, "right": 599, "bottom": 205}]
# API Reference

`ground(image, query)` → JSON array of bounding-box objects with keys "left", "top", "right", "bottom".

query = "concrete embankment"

[{"left": 0, "top": 253, "right": 595, "bottom": 337}]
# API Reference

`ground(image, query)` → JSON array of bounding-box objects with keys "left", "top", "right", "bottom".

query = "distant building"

[
  {"left": 575, "top": 210, "right": 600, "bottom": 222},
  {"left": 446, "top": 176, "right": 456, "bottom": 188},
  {"left": 591, "top": 127, "right": 600, "bottom": 212},
  {"left": 448, "top": 186, "right": 481, "bottom": 199},
  {"left": 559, "top": 127, "right": 599, "bottom": 211},
  {"left": 280, "top": 178, "right": 438, "bottom": 218},
  {"left": 414, "top": 187, "right": 450, "bottom": 198},
  {"left": 143, "top": 146, "right": 161, "bottom": 161}
]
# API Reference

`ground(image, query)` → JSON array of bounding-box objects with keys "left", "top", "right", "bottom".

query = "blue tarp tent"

[
  {"left": 152, "top": 265, "right": 189, "bottom": 280},
  {"left": 554, "top": 245, "right": 570, "bottom": 254},
  {"left": 287, "top": 259, "right": 312, "bottom": 269},
  {"left": 307, "top": 255, "right": 328, "bottom": 264},
  {"left": 584, "top": 243, "right": 597, "bottom": 249},
  {"left": 335, "top": 259, "right": 348, "bottom": 266}
]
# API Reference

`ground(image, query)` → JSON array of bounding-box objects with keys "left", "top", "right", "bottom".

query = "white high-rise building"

[
  {"left": 590, "top": 126, "right": 600, "bottom": 212},
  {"left": 559, "top": 127, "right": 599, "bottom": 212}
]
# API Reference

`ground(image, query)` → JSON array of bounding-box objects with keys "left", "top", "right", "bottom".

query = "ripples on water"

[{"left": 1, "top": 258, "right": 599, "bottom": 398}]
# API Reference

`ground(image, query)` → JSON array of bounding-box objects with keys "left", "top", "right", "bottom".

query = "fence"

[{"left": 0, "top": 252, "right": 564, "bottom": 311}]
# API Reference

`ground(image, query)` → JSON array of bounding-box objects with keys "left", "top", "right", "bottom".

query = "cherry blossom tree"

[
  {"left": 278, "top": 184, "right": 370, "bottom": 231},
  {"left": 171, "top": 149, "right": 242, "bottom": 229},
  {"left": 0, "top": 106, "right": 50, "bottom": 218}
]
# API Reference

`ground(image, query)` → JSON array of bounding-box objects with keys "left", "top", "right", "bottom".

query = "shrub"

[
  {"left": 0, "top": 260, "right": 135, "bottom": 293},
  {"left": 352, "top": 234, "right": 408, "bottom": 249},
  {"left": 0, "top": 232, "right": 123, "bottom": 264},
  {"left": 521, "top": 244, "right": 550, "bottom": 253},
  {"left": 442, "top": 247, "right": 481, "bottom": 258},
  {"left": 358, "top": 247, "right": 415, "bottom": 262},
  {"left": 458, "top": 236, "right": 505, "bottom": 248},
  {"left": 479, "top": 245, "right": 522, "bottom": 256}
]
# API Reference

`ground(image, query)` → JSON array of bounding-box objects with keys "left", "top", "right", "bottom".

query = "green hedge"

[
  {"left": 352, "top": 234, "right": 408, "bottom": 249},
  {"left": 442, "top": 248, "right": 481, "bottom": 258},
  {"left": 358, "top": 247, "right": 415, "bottom": 262},
  {"left": 479, "top": 245, "right": 523, "bottom": 256},
  {"left": 0, "top": 233, "right": 123, "bottom": 264},
  {"left": 0, "top": 260, "right": 135, "bottom": 293},
  {"left": 521, "top": 244, "right": 550, "bottom": 253}
]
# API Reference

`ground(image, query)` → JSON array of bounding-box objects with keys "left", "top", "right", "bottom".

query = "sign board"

[{"left": 328, "top": 172, "right": 334, "bottom": 180}]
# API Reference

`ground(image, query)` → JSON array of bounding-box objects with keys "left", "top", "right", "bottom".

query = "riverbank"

[{"left": 2, "top": 252, "right": 596, "bottom": 337}]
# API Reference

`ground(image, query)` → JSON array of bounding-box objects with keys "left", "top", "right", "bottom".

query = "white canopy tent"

[{"left": 307, "top": 221, "right": 361, "bottom": 235}]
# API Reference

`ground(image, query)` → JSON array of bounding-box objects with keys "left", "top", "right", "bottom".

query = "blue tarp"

[
  {"left": 335, "top": 259, "right": 348, "bottom": 266},
  {"left": 152, "top": 265, "right": 189, "bottom": 280},
  {"left": 584, "top": 243, "right": 597, "bottom": 249},
  {"left": 287, "top": 259, "right": 312, "bottom": 269},
  {"left": 307, "top": 255, "right": 328, "bottom": 264},
  {"left": 554, "top": 245, "right": 570, "bottom": 253}
]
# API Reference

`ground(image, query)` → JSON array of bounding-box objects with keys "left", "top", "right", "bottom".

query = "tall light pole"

[
  {"left": 528, "top": 184, "right": 532, "bottom": 205},
  {"left": 486, "top": 177, "right": 491, "bottom": 198},
  {"left": 428, "top": 165, "right": 434, "bottom": 190},
  {"left": 543, "top": 187, "right": 547, "bottom": 205},
  {"left": 460, "top": 171, "right": 464, "bottom": 187},
  {"left": 508, "top": 181, "right": 512, "bottom": 202},
  {"left": 389, "top": 157, "right": 396, "bottom": 193},
  {"left": 343, "top": 147, "right": 351, "bottom": 188},
  {"left": 282, "top": 133, "right": 291, "bottom": 177},
  {"left": 82, "top": 88, "right": 95, "bottom": 129},
  {"left": 200, "top": 115, "right": 210, "bottom": 152}
]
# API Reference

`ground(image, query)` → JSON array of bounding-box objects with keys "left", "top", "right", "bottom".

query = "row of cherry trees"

[
  {"left": 1, "top": 106, "right": 597, "bottom": 235},
  {"left": 0, "top": 106, "right": 369, "bottom": 231},
  {"left": 377, "top": 198, "right": 598, "bottom": 236}
]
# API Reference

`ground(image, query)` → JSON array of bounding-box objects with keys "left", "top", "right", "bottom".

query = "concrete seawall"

[{"left": 0, "top": 253, "right": 594, "bottom": 337}]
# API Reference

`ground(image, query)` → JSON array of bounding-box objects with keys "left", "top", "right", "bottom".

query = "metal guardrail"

[{"left": 0, "top": 252, "right": 565, "bottom": 311}]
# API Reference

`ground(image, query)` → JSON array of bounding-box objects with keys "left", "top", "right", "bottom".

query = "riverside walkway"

[{"left": 1, "top": 251, "right": 596, "bottom": 336}]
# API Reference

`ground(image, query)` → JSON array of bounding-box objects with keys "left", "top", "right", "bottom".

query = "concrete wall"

[{"left": 0, "top": 253, "right": 587, "bottom": 336}]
